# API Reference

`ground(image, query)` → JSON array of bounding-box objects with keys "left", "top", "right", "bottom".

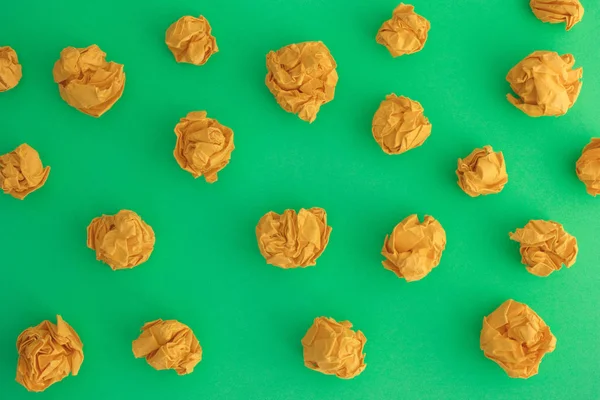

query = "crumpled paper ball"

[
  {"left": 52, "top": 44, "right": 125, "bottom": 117},
  {"left": 376, "top": 3, "right": 430, "bottom": 57},
  {"left": 165, "top": 15, "right": 218, "bottom": 65},
  {"left": 456, "top": 145, "right": 508, "bottom": 197},
  {"left": 372, "top": 94, "right": 431, "bottom": 154},
  {"left": 256, "top": 207, "right": 332, "bottom": 269},
  {"left": 381, "top": 214, "right": 446, "bottom": 281},
  {"left": 132, "top": 319, "right": 202, "bottom": 375},
  {"left": 0, "top": 46, "right": 22, "bottom": 92},
  {"left": 87, "top": 209, "right": 155, "bottom": 270},
  {"left": 506, "top": 51, "right": 582, "bottom": 117},
  {"left": 0, "top": 143, "right": 50, "bottom": 200},
  {"left": 480, "top": 299, "right": 556, "bottom": 379},
  {"left": 576, "top": 138, "right": 600, "bottom": 196},
  {"left": 301, "top": 316, "right": 366, "bottom": 379},
  {"left": 530, "top": 0, "right": 584, "bottom": 31},
  {"left": 174, "top": 111, "right": 234, "bottom": 183},
  {"left": 16, "top": 315, "right": 84, "bottom": 392},
  {"left": 509, "top": 220, "right": 577, "bottom": 277},
  {"left": 265, "top": 41, "right": 338, "bottom": 123}
]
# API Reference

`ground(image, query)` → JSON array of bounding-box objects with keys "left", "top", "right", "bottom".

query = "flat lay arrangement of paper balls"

[{"left": 1, "top": 0, "right": 598, "bottom": 399}]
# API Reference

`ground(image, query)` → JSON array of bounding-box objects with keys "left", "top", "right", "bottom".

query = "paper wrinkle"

[
  {"left": 480, "top": 299, "right": 556, "bottom": 379},
  {"left": 456, "top": 145, "right": 508, "bottom": 196},
  {"left": 256, "top": 207, "right": 332, "bottom": 269},
  {"left": 132, "top": 319, "right": 202, "bottom": 375},
  {"left": 52, "top": 44, "right": 125, "bottom": 117},
  {"left": 376, "top": 3, "right": 430, "bottom": 57},
  {"left": 87, "top": 210, "right": 155, "bottom": 270},
  {"left": 0, "top": 46, "right": 22, "bottom": 92},
  {"left": 174, "top": 111, "right": 234, "bottom": 183},
  {"left": 509, "top": 220, "right": 577, "bottom": 277},
  {"left": 301, "top": 317, "right": 366, "bottom": 379},
  {"left": 576, "top": 138, "right": 600, "bottom": 196},
  {"left": 165, "top": 16, "right": 218, "bottom": 65},
  {"left": 265, "top": 41, "right": 338, "bottom": 123},
  {"left": 506, "top": 51, "right": 582, "bottom": 117},
  {"left": 16, "top": 315, "right": 83, "bottom": 392},
  {"left": 0, "top": 143, "right": 50, "bottom": 200},
  {"left": 530, "top": 0, "right": 584, "bottom": 30}
]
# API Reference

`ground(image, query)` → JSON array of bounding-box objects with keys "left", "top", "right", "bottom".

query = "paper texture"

[
  {"left": 16, "top": 315, "right": 83, "bottom": 392},
  {"left": 509, "top": 220, "right": 577, "bottom": 277},
  {"left": 530, "top": 0, "right": 584, "bottom": 31},
  {"left": 376, "top": 3, "right": 430, "bottom": 57},
  {"left": 456, "top": 145, "right": 508, "bottom": 197},
  {"left": 576, "top": 138, "right": 600, "bottom": 196},
  {"left": 372, "top": 94, "right": 431, "bottom": 154},
  {"left": 0, "top": 46, "right": 22, "bottom": 92},
  {"left": 132, "top": 319, "right": 202, "bottom": 375},
  {"left": 165, "top": 16, "right": 218, "bottom": 65},
  {"left": 382, "top": 214, "right": 446, "bottom": 281},
  {"left": 506, "top": 51, "right": 582, "bottom": 117},
  {"left": 87, "top": 210, "right": 155, "bottom": 270},
  {"left": 174, "top": 111, "right": 234, "bottom": 183},
  {"left": 0, "top": 143, "right": 50, "bottom": 200},
  {"left": 265, "top": 41, "right": 338, "bottom": 123},
  {"left": 52, "top": 44, "right": 125, "bottom": 117},
  {"left": 256, "top": 207, "right": 332, "bottom": 269},
  {"left": 301, "top": 317, "right": 366, "bottom": 379},
  {"left": 480, "top": 299, "right": 556, "bottom": 379}
]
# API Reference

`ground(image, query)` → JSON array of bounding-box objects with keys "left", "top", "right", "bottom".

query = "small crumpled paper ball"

[
  {"left": 480, "top": 299, "right": 556, "bottom": 379},
  {"left": 132, "top": 319, "right": 202, "bottom": 375},
  {"left": 376, "top": 3, "right": 430, "bottom": 57},
  {"left": 509, "top": 220, "right": 577, "bottom": 277},
  {"left": 165, "top": 15, "right": 218, "bottom": 65},
  {"left": 576, "top": 138, "right": 600, "bottom": 196},
  {"left": 265, "top": 41, "right": 338, "bottom": 123},
  {"left": 506, "top": 51, "right": 582, "bottom": 117},
  {"left": 16, "top": 315, "right": 84, "bottom": 392},
  {"left": 256, "top": 207, "right": 332, "bottom": 269},
  {"left": 456, "top": 145, "right": 508, "bottom": 197},
  {"left": 52, "top": 44, "right": 125, "bottom": 117},
  {"left": 0, "top": 46, "right": 22, "bottom": 92},
  {"left": 382, "top": 214, "right": 446, "bottom": 281},
  {"left": 530, "top": 0, "right": 584, "bottom": 31},
  {"left": 174, "top": 111, "right": 234, "bottom": 183},
  {"left": 87, "top": 210, "right": 155, "bottom": 270},
  {"left": 372, "top": 94, "right": 431, "bottom": 154},
  {"left": 301, "top": 316, "right": 366, "bottom": 379},
  {"left": 0, "top": 143, "right": 50, "bottom": 200}
]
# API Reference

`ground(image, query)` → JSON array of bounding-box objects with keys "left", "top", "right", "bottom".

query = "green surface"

[{"left": 1, "top": 0, "right": 599, "bottom": 399}]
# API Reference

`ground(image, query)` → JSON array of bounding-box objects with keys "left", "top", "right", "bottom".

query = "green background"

[{"left": 1, "top": 0, "right": 599, "bottom": 398}]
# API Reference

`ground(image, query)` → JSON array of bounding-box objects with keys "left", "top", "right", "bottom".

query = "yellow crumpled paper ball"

[
  {"left": 480, "top": 299, "right": 556, "bottom": 379},
  {"left": 265, "top": 41, "right": 338, "bottom": 123},
  {"left": 376, "top": 3, "right": 430, "bottom": 57},
  {"left": 132, "top": 319, "right": 202, "bottom": 375},
  {"left": 256, "top": 207, "right": 332, "bottom": 269},
  {"left": 576, "top": 138, "right": 600, "bottom": 196},
  {"left": 0, "top": 143, "right": 50, "bottom": 200},
  {"left": 0, "top": 46, "right": 22, "bottom": 92},
  {"left": 456, "top": 145, "right": 508, "bottom": 197},
  {"left": 52, "top": 44, "right": 125, "bottom": 117},
  {"left": 87, "top": 210, "right": 155, "bottom": 270},
  {"left": 165, "top": 15, "right": 218, "bottom": 65},
  {"left": 509, "top": 220, "right": 577, "bottom": 277},
  {"left": 301, "top": 316, "right": 366, "bottom": 379},
  {"left": 530, "top": 0, "right": 584, "bottom": 31},
  {"left": 174, "top": 111, "right": 234, "bottom": 183},
  {"left": 16, "top": 315, "right": 84, "bottom": 392},
  {"left": 381, "top": 214, "right": 446, "bottom": 281},
  {"left": 506, "top": 51, "right": 582, "bottom": 117}
]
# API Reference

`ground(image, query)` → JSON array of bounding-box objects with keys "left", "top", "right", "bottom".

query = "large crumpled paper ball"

[
  {"left": 256, "top": 207, "right": 332, "bottom": 269},
  {"left": 52, "top": 44, "right": 125, "bottom": 117},
  {"left": 301, "top": 316, "right": 366, "bottom": 379},
  {"left": 265, "top": 41, "right": 338, "bottom": 123},
  {"left": 376, "top": 3, "right": 430, "bottom": 57},
  {"left": 0, "top": 46, "right": 22, "bottom": 92},
  {"left": 576, "top": 138, "right": 600, "bottom": 196},
  {"left": 87, "top": 210, "right": 155, "bottom": 270},
  {"left": 509, "top": 220, "right": 577, "bottom": 277},
  {"left": 16, "top": 315, "right": 84, "bottom": 392},
  {"left": 530, "top": 0, "right": 584, "bottom": 31},
  {"left": 506, "top": 51, "right": 582, "bottom": 117},
  {"left": 132, "top": 319, "right": 202, "bottom": 375},
  {"left": 456, "top": 145, "right": 508, "bottom": 197},
  {"left": 0, "top": 143, "right": 50, "bottom": 200},
  {"left": 480, "top": 299, "right": 556, "bottom": 379},
  {"left": 165, "top": 15, "right": 218, "bottom": 65}
]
